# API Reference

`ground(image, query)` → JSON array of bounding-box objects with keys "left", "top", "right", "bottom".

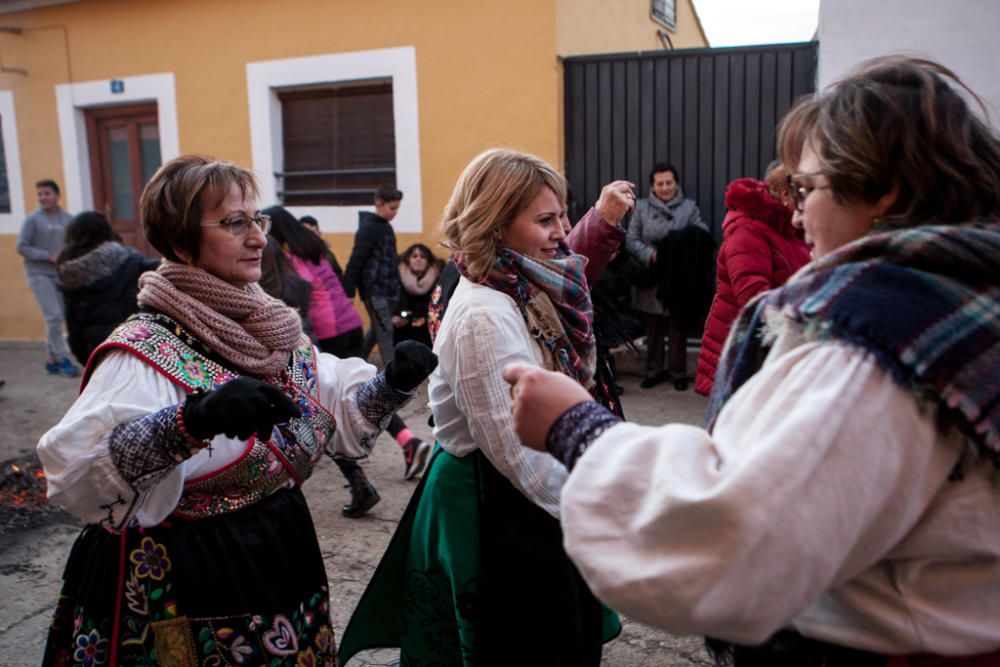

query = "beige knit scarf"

[{"left": 137, "top": 261, "right": 303, "bottom": 377}]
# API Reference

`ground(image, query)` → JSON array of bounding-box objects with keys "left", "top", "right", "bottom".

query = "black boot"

[{"left": 336, "top": 459, "right": 381, "bottom": 518}]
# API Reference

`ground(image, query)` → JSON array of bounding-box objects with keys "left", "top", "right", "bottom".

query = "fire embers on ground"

[{"left": 0, "top": 455, "right": 71, "bottom": 535}]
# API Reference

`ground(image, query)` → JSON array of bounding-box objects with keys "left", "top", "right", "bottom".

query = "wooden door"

[{"left": 85, "top": 103, "right": 162, "bottom": 256}]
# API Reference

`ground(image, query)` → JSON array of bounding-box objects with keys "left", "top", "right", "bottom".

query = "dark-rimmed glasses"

[
  {"left": 786, "top": 172, "right": 831, "bottom": 212},
  {"left": 201, "top": 212, "right": 272, "bottom": 237}
]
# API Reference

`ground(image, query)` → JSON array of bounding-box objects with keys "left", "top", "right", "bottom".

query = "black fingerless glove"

[
  {"left": 384, "top": 340, "right": 439, "bottom": 392},
  {"left": 182, "top": 377, "right": 302, "bottom": 441}
]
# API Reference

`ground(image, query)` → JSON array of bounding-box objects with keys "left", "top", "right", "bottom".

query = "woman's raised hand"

[
  {"left": 385, "top": 340, "right": 439, "bottom": 392},
  {"left": 595, "top": 180, "right": 637, "bottom": 226}
]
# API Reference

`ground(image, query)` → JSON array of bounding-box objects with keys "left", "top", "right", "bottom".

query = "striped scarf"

[
  {"left": 707, "top": 220, "right": 1000, "bottom": 462},
  {"left": 455, "top": 245, "right": 596, "bottom": 389}
]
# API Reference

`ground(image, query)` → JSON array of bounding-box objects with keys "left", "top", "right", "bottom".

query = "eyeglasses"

[
  {"left": 786, "top": 172, "right": 831, "bottom": 213},
  {"left": 201, "top": 212, "right": 272, "bottom": 237}
]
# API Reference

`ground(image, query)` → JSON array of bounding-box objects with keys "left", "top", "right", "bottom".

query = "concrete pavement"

[{"left": 0, "top": 340, "right": 713, "bottom": 667}]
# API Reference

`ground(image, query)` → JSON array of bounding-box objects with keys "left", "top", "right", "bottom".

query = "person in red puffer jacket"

[{"left": 695, "top": 164, "right": 810, "bottom": 396}]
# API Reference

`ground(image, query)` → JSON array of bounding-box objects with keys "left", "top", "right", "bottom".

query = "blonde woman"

[{"left": 341, "top": 149, "right": 621, "bottom": 666}]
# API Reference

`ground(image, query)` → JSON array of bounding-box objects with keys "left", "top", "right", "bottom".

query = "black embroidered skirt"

[{"left": 42, "top": 486, "right": 337, "bottom": 666}]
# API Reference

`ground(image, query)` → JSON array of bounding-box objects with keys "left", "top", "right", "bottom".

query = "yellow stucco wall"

[
  {"left": 556, "top": 0, "right": 707, "bottom": 56},
  {"left": 0, "top": 0, "right": 707, "bottom": 341},
  {"left": 0, "top": 0, "right": 568, "bottom": 339}
]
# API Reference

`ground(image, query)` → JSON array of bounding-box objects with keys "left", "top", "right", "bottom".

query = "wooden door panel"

[{"left": 85, "top": 103, "right": 160, "bottom": 257}]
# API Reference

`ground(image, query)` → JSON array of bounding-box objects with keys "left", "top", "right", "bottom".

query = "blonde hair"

[
  {"left": 440, "top": 148, "right": 567, "bottom": 280},
  {"left": 141, "top": 155, "right": 260, "bottom": 263}
]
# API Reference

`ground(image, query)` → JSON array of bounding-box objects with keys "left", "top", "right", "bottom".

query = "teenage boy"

[
  {"left": 342, "top": 186, "right": 430, "bottom": 486},
  {"left": 16, "top": 179, "right": 79, "bottom": 377}
]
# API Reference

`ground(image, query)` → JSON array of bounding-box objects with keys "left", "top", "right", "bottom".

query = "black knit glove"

[
  {"left": 183, "top": 377, "right": 301, "bottom": 441},
  {"left": 384, "top": 340, "right": 438, "bottom": 392}
]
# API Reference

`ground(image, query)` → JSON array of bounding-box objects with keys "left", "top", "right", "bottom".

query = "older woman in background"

[{"left": 505, "top": 56, "right": 1000, "bottom": 664}]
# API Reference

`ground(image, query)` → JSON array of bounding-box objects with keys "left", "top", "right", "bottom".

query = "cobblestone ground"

[{"left": 0, "top": 341, "right": 713, "bottom": 666}]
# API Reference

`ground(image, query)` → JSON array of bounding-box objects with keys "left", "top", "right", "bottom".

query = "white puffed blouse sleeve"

[{"left": 559, "top": 339, "right": 984, "bottom": 650}]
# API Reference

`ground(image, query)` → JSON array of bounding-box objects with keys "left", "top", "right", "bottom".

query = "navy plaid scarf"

[
  {"left": 455, "top": 245, "right": 596, "bottom": 388},
  {"left": 706, "top": 220, "right": 1000, "bottom": 462}
]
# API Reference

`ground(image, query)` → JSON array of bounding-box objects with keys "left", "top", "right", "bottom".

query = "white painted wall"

[{"left": 818, "top": 0, "right": 1000, "bottom": 124}]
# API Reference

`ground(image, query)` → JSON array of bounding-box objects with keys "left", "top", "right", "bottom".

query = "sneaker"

[
  {"left": 402, "top": 438, "right": 431, "bottom": 480},
  {"left": 58, "top": 357, "right": 81, "bottom": 378},
  {"left": 44, "top": 360, "right": 61, "bottom": 375},
  {"left": 673, "top": 377, "right": 690, "bottom": 391}
]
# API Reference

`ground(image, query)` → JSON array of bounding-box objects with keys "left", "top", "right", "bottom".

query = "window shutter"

[{"left": 279, "top": 81, "right": 396, "bottom": 206}]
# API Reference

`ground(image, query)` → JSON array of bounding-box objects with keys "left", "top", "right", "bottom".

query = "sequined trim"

[
  {"left": 96, "top": 314, "right": 337, "bottom": 521},
  {"left": 547, "top": 401, "right": 622, "bottom": 471}
]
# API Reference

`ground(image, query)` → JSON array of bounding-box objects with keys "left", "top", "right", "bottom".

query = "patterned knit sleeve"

[{"left": 37, "top": 351, "right": 191, "bottom": 530}]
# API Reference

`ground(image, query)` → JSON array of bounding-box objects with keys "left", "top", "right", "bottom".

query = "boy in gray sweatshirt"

[{"left": 16, "top": 179, "right": 78, "bottom": 377}]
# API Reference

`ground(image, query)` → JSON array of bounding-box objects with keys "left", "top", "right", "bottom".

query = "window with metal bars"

[
  {"left": 651, "top": 0, "right": 677, "bottom": 31},
  {"left": 278, "top": 80, "right": 396, "bottom": 207}
]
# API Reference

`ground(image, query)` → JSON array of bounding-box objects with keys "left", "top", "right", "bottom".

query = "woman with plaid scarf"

[
  {"left": 505, "top": 57, "right": 1000, "bottom": 665},
  {"left": 340, "top": 150, "right": 628, "bottom": 665}
]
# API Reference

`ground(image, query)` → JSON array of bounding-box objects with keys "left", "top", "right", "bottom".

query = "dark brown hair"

[
  {"left": 140, "top": 155, "right": 259, "bottom": 263},
  {"left": 57, "top": 211, "right": 121, "bottom": 265},
  {"left": 778, "top": 56, "right": 1000, "bottom": 225}
]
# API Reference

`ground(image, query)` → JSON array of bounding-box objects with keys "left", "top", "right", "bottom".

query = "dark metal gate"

[{"left": 563, "top": 42, "right": 818, "bottom": 238}]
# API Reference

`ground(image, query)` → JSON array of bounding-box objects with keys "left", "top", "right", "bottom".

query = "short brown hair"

[
  {"left": 440, "top": 149, "right": 567, "bottom": 280},
  {"left": 778, "top": 56, "right": 1000, "bottom": 226},
  {"left": 140, "top": 155, "right": 260, "bottom": 263}
]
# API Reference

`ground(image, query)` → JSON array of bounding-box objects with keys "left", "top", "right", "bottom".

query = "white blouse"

[
  {"left": 38, "top": 348, "right": 379, "bottom": 528},
  {"left": 429, "top": 277, "right": 568, "bottom": 518},
  {"left": 560, "top": 330, "right": 1000, "bottom": 654}
]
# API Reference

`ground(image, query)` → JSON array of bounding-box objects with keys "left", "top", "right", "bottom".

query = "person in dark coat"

[
  {"left": 625, "top": 163, "right": 708, "bottom": 390},
  {"left": 341, "top": 186, "right": 405, "bottom": 366},
  {"left": 695, "top": 166, "right": 811, "bottom": 396},
  {"left": 56, "top": 211, "right": 160, "bottom": 366}
]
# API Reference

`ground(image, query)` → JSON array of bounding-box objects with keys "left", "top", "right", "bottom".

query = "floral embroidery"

[
  {"left": 230, "top": 634, "right": 255, "bottom": 663},
  {"left": 124, "top": 573, "right": 148, "bottom": 615},
  {"left": 157, "top": 341, "right": 178, "bottom": 358},
  {"left": 129, "top": 537, "right": 171, "bottom": 580},
  {"left": 263, "top": 614, "right": 298, "bottom": 656},
  {"left": 123, "top": 324, "right": 151, "bottom": 342},
  {"left": 314, "top": 625, "right": 332, "bottom": 653},
  {"left": 178, "top": 355, "right": 207, "bottom": 385},
  {"left": 296, "top": 647, "right": 318, "bottom": 667},
  {"left": 73, "top": 629, "right": 109, "bottom": 666}
]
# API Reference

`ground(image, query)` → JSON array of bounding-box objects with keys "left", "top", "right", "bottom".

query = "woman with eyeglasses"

[
  {"left": 504, "top": 57, "right": 1000, "bottom": 664},
  {"left": 37, "top": 154, "right": 437, "bottom": 666}
]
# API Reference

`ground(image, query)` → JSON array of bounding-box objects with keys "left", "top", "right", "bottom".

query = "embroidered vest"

[{"left": 91, "top": 313, "right": 337, "bottom": 520}]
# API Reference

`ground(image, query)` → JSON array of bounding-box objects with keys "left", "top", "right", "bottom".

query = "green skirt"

[{"left": 339, "top": 446, "right": 620, "bottom": 666}]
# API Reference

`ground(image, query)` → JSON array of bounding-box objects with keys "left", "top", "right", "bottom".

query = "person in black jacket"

[
  {"left": 56, "top": 211, "right": 160, "bottom": 365},
  {"left": 342, "top": 186, "right": 404, "bottom": 366}
]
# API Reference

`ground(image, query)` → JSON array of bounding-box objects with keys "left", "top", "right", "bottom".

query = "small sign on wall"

[{"left": 110, "top": 80, "right": 124, "bottom": 94}]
